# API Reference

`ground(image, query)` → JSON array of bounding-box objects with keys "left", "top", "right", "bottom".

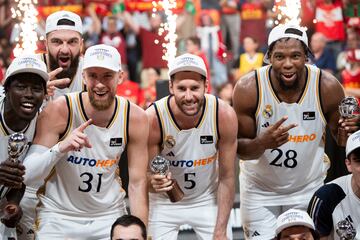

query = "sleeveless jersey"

[
  {"left": 240, "top": 64, "right": 328, "bottom": 205},
  {"left": 308, "top": 174, "right": 360, "bottom": 240},
  {"left": 37, "top": 92, "right": 128, "bottom": 218},
  {"left": 0, "top": 95, "right": 36, "bottom": 200},
  {"left": 36, "top": 54, "right": 86, "bottom": 99},
  {"left": 150, "top": 94, "right": 219, "bottom": 206}
]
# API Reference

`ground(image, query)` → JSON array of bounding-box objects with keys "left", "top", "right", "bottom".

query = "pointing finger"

[
  {"left": 48, "top": 67, "right": 63, "bottom": 80},
  {"left": 272, "top": 116, "right": 288, "bottom": 129},
  {"left": 78, "top": 119, "right": 93, "bottom": 133},
  {"left": 47, "top": 78, "right": 70, "bottom": 88},
  {"left": 279, "top": 123, "right": 298, "bottom": 134}
]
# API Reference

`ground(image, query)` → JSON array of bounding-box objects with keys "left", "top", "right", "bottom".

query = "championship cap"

[
  {"left": 83, "top": 44, "right": 121, "bottom": 72},
  {"left": 4, "top": 54, "right": 49, "bottom": 86},
  {"left": 264, "top": 23, "right": 313, "bottom": 64},
  {"left": 346, "top": 130, "right": 360, "bottom": 157},
  {"left": 168, "top": 53, "right": 207, "bottom": 79},
  {"left": 46, "top": 10, "right": 83, "bottom": 34},
  {"left": 276, "top": 209, "right": 315, "bottom": 235}
]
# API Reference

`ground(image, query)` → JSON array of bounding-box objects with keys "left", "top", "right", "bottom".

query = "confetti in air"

[
  {"left": 152, "top": 0, "right": 178, "bottom": 67},
  {"left": 11, "top": 0, "right": 40, "bottom": 57}
]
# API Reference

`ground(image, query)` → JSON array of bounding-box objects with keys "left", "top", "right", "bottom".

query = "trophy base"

[
  {"left": 167, "top": 180, "right": 184, "bottom": 202},
  {"left": 337, "top": 127, "right": 348, "bottom": 147}
]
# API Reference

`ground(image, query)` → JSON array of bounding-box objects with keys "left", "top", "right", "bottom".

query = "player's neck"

[
  {"left": 169, "top": 97, "right": 203, "bottom": 130},
  {"left": 351, "top": 175, "right": 360, "bottom": 199}
]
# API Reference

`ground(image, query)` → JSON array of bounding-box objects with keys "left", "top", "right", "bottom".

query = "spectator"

[
  {"left": 139, "top": 67, "right": 160, "bottom": 109},
  {"left": 234, "top": 36, "right": 264, "bottom": 80},
  {"left": 342, "top": 49, "right": 360, "bottom": 99},
  {"left": 110, "top": 215, "right": 147, "bottom": 240},
  {"left": 310, "top": 32, "right": 337, "bottom": 74},
  {"left": 116, "top": 65, "right": 141, "bottom": 105},
  {"left": 276, "top": 209, "right": 320, "bottom": 240}
]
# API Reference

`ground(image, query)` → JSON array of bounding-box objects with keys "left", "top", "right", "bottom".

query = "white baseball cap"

[
  {"left": 46, "top": 11, "right": 82, "bottom": 34},
  {"left": 83, "top": 44, "right": 121, "bottom": 72},
  {"left": 346, "top": 130, "right": 360, "bottom": 157},
  {"left": 168, "top": 53, "right": 207, "bottom": 79},
  {"left": 264, "top": 23, "right": 313, "bottom": 64},
  {"left": 276, "top": 209, "right": 315, "bottom": 235},
  {"left": 4, "top": 54, "right": 49, "bottom": 86}
]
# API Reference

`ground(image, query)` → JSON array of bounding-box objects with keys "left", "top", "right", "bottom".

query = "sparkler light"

[
  {"left": 152, "top": 0, "right": 178, "bottom": 67},
  {"left": 272, "top": 0, "right": 302, "bottom": 26},
  {"left": 11, "top": 0, "right": 40, "bottom": 57}
]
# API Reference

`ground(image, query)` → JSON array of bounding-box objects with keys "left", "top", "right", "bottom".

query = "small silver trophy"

[
  {"left": 150, "top": 155, "right": 184, "bottom": 202},
  {"left": 336, "top": 219, "right": 356, "bottom": 240},
  {"left": 338, "top": 96, "right": 359, "bottom": 147},
  {"left": 8, "top": 132, "right": 28, "bottom": 163}
]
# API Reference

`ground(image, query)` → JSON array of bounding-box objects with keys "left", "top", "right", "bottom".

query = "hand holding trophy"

[
  {"left": 150, "top": 155, "right": 184, "bottom": 202},
  {"left": 338, "top": 96, "right": 359, "bottom": 147}
]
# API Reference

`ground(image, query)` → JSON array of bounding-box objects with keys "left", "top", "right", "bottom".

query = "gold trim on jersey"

[
  {"left": 255, "top": 68, "right": 263, "bottom": 118},
  {"left": 123, "top": 98, "right": 128, "bottom": 145},
  {"left": 115, "top": 167, "right": 126, "bottom": 193},
  {"left": 76, "top": 93, "right": 87, "bottom": 123},
  {"left": 298, "top": 65, "right": 311, "bottom": 104},
  {"left": 315, "top": 68, "right": 327, "bottom": 125},
  {"left": 308, "top": 195, "right": 320, "bottom": 218},
  {"left": 155, "top": 101, "right": 166, "bottom": 144},
  {"left": 265, "top": 66, "right": 280, "bottom": 104},
  {"left": 164, "top": 97, "right": 180, "bottom": 132},
  {"left": 197, "top": 95, "right": 209, "bottom": 129},
  {"left": 108, "top": 97, "right": 121, "bottom": 129},
  {"left": 59, "top": 95, "right": 74, "bottom": 141},
  {"left": 213, "top": 97, "right": 218, "bottom": 142},
  {"left": 0, "top": 120, "right": 7, "bottom": 135}
]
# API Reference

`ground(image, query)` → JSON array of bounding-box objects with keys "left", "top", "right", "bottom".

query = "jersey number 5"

[
  {"left": 270, "top": 149, "right": 298, "bottom": 168},
  {"left": 79, "top": 172, "right": 103, "bottom": 192},
  {"left": 184, "top": 173, "right": 196, "bottom": 189}
]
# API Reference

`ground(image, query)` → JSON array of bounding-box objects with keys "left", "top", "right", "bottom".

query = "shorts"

[
  {"left": 149, "top": 202, "right": 232, "bottom": 240},
  {"left": 17, "top": 190, "right": 38, "bottom": 240},
  {"left": 35, "top": 213, "right": 125, "bottom": 240},
  {"left": 240, "top": 203, "right": 308, "bottom": 240}
]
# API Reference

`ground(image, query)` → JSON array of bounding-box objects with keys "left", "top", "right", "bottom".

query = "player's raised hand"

[
  {"left": 258, "top": 116, "right": 297, "bottom": 149},
  {"left": 151, "top": 172, "right": 173, "bottom": 193},
  {"left": 46, "top": 67, "right": 71, "bottom": 98},
  {"left": 58, "top": 119, "right": 93, "bottom": 153}
]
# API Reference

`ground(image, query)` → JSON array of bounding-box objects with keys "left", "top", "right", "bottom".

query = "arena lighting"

[
  {"left": 11, "top": 0, "right": 40, "bottom": 57},
  {"left": 152, "top": 0, "right": 178, "bottom": 67}
]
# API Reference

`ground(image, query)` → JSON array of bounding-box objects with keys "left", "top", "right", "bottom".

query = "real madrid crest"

[
  {"left": 262, "top": 104, "right": 273, "bottom": 119},
  {"left": 164, "top": 135, "right": 176, "bottom": 149}
]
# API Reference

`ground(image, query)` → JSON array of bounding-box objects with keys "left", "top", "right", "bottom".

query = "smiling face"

[
  {"left": 5, "top": 73, "right": 46, "bottom": 121},
  {"left": 169, "top": 71, "right": 207, "bottom": 116},
  {"left": 83, "top": 67, "right": 122, "bottom": 110},
  {"left": 269, "top": 38, "right": 307, "bottom": 91},
  {"left": 46, "top": 29, "right": 82, "bottom": 80}
]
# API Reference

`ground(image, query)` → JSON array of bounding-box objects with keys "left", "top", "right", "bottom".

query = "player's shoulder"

[
  {"left": 234, "top": 70, "right": 257, "bottom": 93},
  {"left": 312, "top": 176, "right": 348, "bottom": 208},
  {"left": 319, "top": 67, "right": 343, "bottom": 93}
]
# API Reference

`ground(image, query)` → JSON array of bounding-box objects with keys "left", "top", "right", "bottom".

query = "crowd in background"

[{"left": 0, "top": 0, "right": 359, "bottom": 108}]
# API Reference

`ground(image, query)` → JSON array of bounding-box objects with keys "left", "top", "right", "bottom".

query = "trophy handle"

[{"left": 167, "top": 179, "right": 184, "bottom": 203}]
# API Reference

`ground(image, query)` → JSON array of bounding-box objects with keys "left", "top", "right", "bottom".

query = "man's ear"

[{"left": 345, "top": 158, "right": 353, "bottom": 173}]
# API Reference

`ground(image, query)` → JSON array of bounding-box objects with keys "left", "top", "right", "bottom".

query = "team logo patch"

[
  {"left": 110, "top": 138, "right": 122, "bottom": 147},
  {"left": 336, "top": 216, "right": 356, "bottom": 239},
  {"left": 165, "top": 135, "right": 176, "bottom": 148},
  {"left": 262, "top": 104, "right": 273, "bottom": 119},
  {"left": 200, "top": 135, "right": 213, "bottom": 144},
  {"left": 303, "top": 111, "right": 315, "bottom": 120}
]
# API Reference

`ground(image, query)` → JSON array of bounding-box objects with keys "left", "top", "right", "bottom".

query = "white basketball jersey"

[
  {"left": 37, "top": 92, "right": 128, "bottom": 218},
  {"left": 37, "top": 54, "right": 86, "bottom": 99},
  {"left": 0, "top": 96, "right": 36, "bottom": 200},
  {"left": 150, "top": 94, "right": 219, "bottom": 206},
  {"left": 240, "top": 64, "right": 328, "bottom": 205}
]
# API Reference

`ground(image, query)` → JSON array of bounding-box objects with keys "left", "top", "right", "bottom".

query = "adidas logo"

[
  {"left": 261, "top": 122, "right": 270, "bottom": 128},
  {"left": 166, "top": 151, "right": 175, "bottom": 157},
  {"left": 251, "top": 231, "right": 260, "bottom": 237}
]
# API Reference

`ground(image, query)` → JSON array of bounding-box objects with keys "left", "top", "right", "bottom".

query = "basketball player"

[
  {"left": 23, "top": 44, "right": 148, "bottom": 239},
  {"left": 232, "top": 23, "right": 359, "bottom": 239},
  {"left": 308, "top": 130, "right": 360, "bottom": 239},
  {"left": 146, "top": 53, "right": 238, "bottom": 240},
  {"left": 18, "top": 10, "right": 86, "bottom": 240},
  {"left": 42, "top": 10, "right": 85, "bottom": 99},
  {"left": 0, "top": 55, "right": 48, "bottom": 239}
]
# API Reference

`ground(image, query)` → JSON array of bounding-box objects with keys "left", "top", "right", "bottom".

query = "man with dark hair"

[
  {"left": 0, "top": 54, "right": 48, "bottom": 239},
  {"left": 110, "top": 215, "right": 147, "bottom": 240},
  {"left": 232, "top": 23, "right": 359, "bottom": 239},
  {"left": 308, "top": 130, "right": 360, "bottom": 240}
]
